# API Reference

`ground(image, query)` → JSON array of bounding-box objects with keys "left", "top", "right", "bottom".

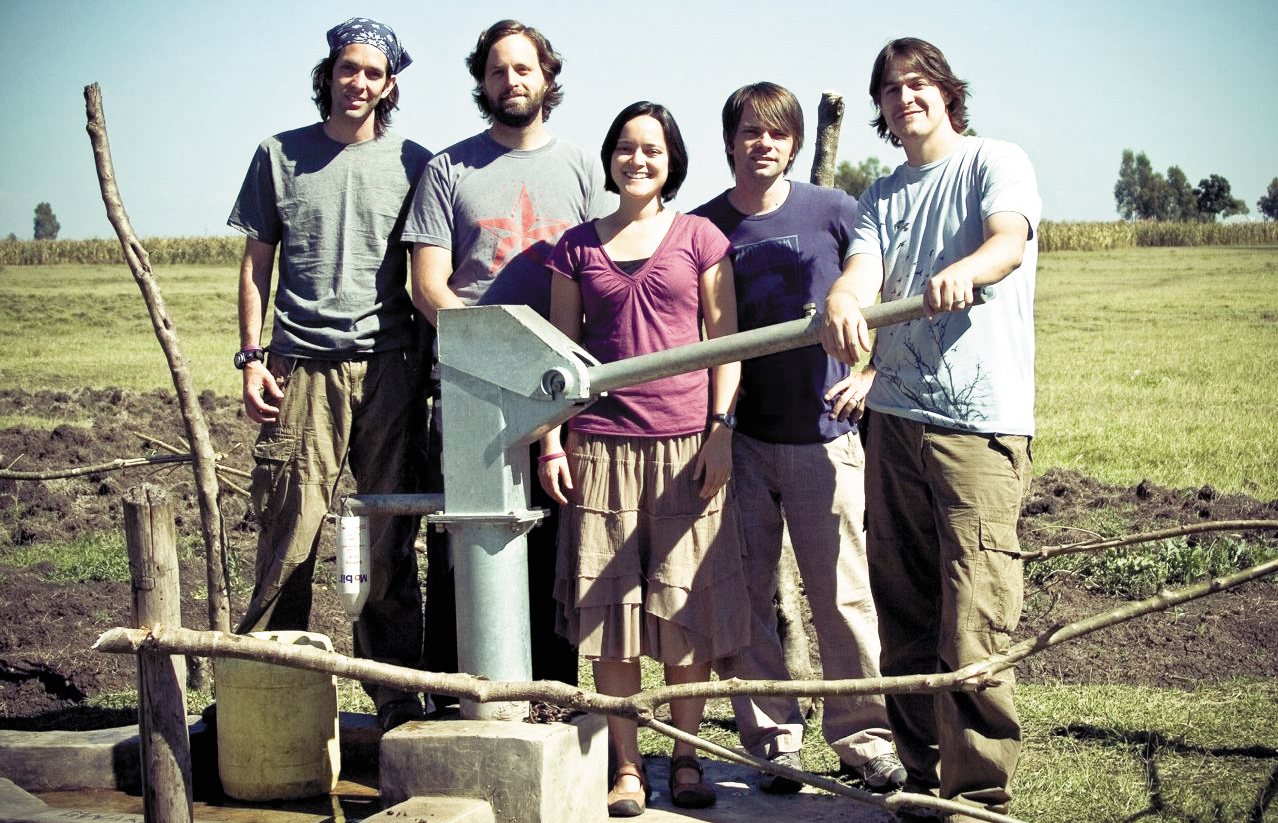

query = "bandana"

[{"left": 326, "top": 17, "right": 411, "bottom": 74}]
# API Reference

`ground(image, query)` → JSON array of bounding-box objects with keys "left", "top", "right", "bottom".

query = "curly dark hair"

[
  {"left": 312, "top": 51, "right": 400, "bottom": 138},
  {"left": 466, "top": 20, "right": 564, "bottom": 123},
  {"left": 869, "top": 37, "right": 969, "bottom": 147}
]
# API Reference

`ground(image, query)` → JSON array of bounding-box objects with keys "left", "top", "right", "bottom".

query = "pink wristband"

[{"left": 538, "top": 451, "right": 566, "bottom": 463}]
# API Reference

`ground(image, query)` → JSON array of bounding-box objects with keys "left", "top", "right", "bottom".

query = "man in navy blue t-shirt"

[{"left": 694, "top": 82, "right": 905, "bottom": 794}]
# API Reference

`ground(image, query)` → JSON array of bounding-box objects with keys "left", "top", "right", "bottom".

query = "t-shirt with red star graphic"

[{"left": 403, "top": 131, "right": 611, "bottom": 318}]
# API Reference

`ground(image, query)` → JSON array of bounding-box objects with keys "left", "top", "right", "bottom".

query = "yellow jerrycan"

[{"left": 215, "top": 630, "right": 340, "bottom": 801}]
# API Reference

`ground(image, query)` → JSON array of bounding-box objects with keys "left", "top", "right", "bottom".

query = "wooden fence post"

[
  {"left": 810, "top": 90, "right": 845, "bottom": 188},
  {"left": 124, "top": 484, "right": 193, "bottom": 823},
  {"left": 776, "top": 537, "right": 816, "bottom": 720}
]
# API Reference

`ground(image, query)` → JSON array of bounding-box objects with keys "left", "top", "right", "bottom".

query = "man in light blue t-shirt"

[
  {"left": 402, "top": 20, "right": 610, "bottom": 695},
  {"left": 820, "top": 38, "right": 1040, "bottom": 823}
]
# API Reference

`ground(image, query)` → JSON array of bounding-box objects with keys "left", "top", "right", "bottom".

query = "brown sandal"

[
  {"left": 607, "top": 762, "right": 649, "bottom": 817},
  {"left": 668, "top": 754, "right": 716, "bottom": 809}
]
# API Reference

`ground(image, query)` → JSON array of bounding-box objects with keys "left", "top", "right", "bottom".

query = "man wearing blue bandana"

[{"left": 229, "top": 17, "right": 434, "bottom": 732}]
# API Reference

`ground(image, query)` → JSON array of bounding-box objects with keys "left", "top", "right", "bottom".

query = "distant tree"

[
  {"left": 5, "top": 233, "right": 16, "bottom": 242},
  {"left": 1163, "top": 166, "right": 1198, "bottom": 222},
  {"left": 834, "top": 157, "right": 890, "bottom": 199},
  {"left": 1258, "top": 179, "right": 1278, "bottom": 221},
  {"left": 1115, "top": 150, "right": 1174, "bottom": 221},
  {"left": 1134, "top": 154, "right": 1169, "bottom": 221},
  {"left": 1115, "top": 150, "right": 1170, "bottom": 220},
  {"left": 1194, "top": 175, "right": 1249, "bottom": 222},
  {"left": 33, "top": 203, "right": 60, "bottom": 240},
  {"left": 1114, "top": 150, "right": 1139, "bottom": 220}
]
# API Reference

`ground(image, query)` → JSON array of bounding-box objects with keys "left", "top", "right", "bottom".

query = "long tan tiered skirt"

[{"left": 554, "top": 431, "right": 751, "bottom": 666}]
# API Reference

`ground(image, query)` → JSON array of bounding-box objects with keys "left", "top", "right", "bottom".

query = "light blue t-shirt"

[{"left": 852, "top": 136, "right": 1040, "bottom": 435}]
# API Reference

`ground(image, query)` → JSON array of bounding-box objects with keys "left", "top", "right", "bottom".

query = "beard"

[{"left": 490, "top": 87, "right": 545, "bottom": 128}]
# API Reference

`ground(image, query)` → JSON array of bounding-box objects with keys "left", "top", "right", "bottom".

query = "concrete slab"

[
  {"left": 635, "top": 756, "right": 896, "bottom": 823},
  {"left": 0, "top": 718, "right": 188, "bottom": 791},
  {"left": 0, "top": 779, "right": 45, "bottom": 816},
  {"left": 0, "top": 712, "right": 381, "bottom": 797},
  {"left": 0, "top": 713, "right": 898, "bottom": 823},
  {"left": 363, "top": 796, "right": 495, "bottom": 822},
  {"left": 379, "top": 713, "right": 608, "bottom": 823}
]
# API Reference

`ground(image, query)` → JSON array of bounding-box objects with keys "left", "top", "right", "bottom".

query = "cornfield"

[
  {"left": 2, "top": 223, "right": 1276, "bottom": 267},
  {"left": 1039, "top": 220, "right": 1278, "bottom": 253},
  {"left": 0, "top": 236, "right": 243, "bottom": 267}
]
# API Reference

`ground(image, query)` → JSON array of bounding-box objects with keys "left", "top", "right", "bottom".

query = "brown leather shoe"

[
  {"left": 668, "top": 755, "right": 716, "bottom": 809},
  {"left": 607, "top": 762, "right": 649, "bottom": 817}
]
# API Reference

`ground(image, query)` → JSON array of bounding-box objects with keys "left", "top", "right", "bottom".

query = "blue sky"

[{"left": 2, "top": 0, "right": 1275, "bottom": 240}]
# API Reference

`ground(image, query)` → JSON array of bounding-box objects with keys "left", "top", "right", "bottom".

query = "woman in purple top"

[{"left": 539, "top": 101, "right": 748, "bottom": 816}]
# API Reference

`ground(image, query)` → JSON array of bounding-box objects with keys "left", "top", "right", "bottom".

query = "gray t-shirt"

[
  {"left": 228, "top": 123, "right": 432, "bottom": 358},
  {"left": 852, "top": 136, "right": 1040, "bottom": 435},
  {"left": 402, "top": 131, "right": 611, "bottom": 317}
]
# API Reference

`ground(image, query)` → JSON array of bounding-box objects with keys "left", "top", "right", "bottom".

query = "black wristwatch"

[
  {"left": 234, "top": 347, "right": 265, "bottom": 370},
  {"left": 711, "top": 413, "right": 737, "bottom": 429}
]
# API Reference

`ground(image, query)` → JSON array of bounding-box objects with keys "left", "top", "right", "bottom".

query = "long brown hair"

[
  {"left": 869, "top": 38, "right": 969, "bottom": 147},
  {"left": 311, "top": 52, "right": 401, "bottom": 138}
]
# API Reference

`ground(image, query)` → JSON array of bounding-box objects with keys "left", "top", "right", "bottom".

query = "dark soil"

[{"left": 0, "top": 388, "right": 1275, "bottom": 731}]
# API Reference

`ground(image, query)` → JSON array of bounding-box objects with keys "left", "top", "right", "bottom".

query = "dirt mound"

[{"left": 1, "top": 388, "right": 1275, "bottom": 728}]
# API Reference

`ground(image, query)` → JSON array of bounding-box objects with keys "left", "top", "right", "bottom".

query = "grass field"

[
  {"left": 3, "top": 247, "right": 1276, "bottom": 822},
  {"left": 2, "top": 245, "right": 1276, "bottom": 498},
  {"left": 0, "top": 262, "right": 242, "bottom": 400},
  {"left": 1034, "top": 246, "right": 1278, "bottom": 499}
]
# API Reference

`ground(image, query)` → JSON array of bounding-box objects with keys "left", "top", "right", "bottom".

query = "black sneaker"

[
  {"left": 377, "top": 696, "right": 424, "bottom": 732},
  {"left": 842, "top": 753, "right": 907, "bottom": 792},
  {"left": 758, "top": 751, "right": 804, "bottom": 795}
]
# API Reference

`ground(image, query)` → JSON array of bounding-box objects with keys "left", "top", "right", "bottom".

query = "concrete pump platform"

[{"left": 0, "top": 712, "right": 893, "bottom": 823}]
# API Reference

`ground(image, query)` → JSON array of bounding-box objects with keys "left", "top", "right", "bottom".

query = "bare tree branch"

[
  {"left": 969, "top": 555, "right": 1278, "bottom": 679},
  {"left": 96, "top": 555, "right": 1278, "bottom": 820},
  {"left": 809, "top": 90, "right": 845, "bottom": 188},
  {"left": 97, "top": 551, "right": 1277, "bottom": 822},
  {"left": 83, "top": 83, "right": 232, "bottom": 641},
  {"left": 1018, "top": 520, "right": 1278, "bottom": 561},
  {"left": 0, "top": 454, "right": 197, "bottom": 480},
  {"left": 648, "top": 716, "right": 1026, "bottom": 823},
  {"left": 96, "top": 553, "right": 1278, "bottom": 709}
]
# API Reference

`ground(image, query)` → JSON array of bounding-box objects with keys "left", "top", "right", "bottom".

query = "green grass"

[
  {"left": 0, "top": 263, "right": 243, "bottom": 400},
  {"left": 1028, "top": 534, "right": 1278, "bottom": 600},
  {"left": 0, "top": 525, "right": 205, "bottom": 584},
  {"left": 1036, "top": 246, "right": 1278, "bottom": 499},
  {"left": 0, "top": 529, "right": 134, "bottom": 583},
  {"left": 3, "top": 248, "right": 1274, "bottom": 496},
  {"left": 1014, "top": 679, "right": 1278, "bottom": 823}
]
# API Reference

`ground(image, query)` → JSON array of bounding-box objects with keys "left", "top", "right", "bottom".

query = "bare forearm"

[
  {"left": 709, "top": 361, "right": 740, "bottom": 417},
  {"left": 411, "top": 244, "right": 464, "bottom": 326},
  {"left": 936, "top": 228, "right": 1026, "bottom": 289},
  {"left": 237, "top": 239, "right": 274, "bottom": 349},
  {"left": 925, "top": 212, "right": 1030, "bottom": 314}
]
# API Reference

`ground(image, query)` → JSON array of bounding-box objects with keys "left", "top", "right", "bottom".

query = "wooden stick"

[
  {"left": 1018, "top": 519, "right": 1278, "bottom": 561},
  {"left": 124, "top": 485, "right": 192, "bottom": 823},
  {"left": 83, "top": 82, "right": 232, "bottom": 640},
  {"left": 95, "top": 554, "right": 1278, "bottom": 711},
  {"left": 810, "top": 90, "right": 845, "bottom": 188}
]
